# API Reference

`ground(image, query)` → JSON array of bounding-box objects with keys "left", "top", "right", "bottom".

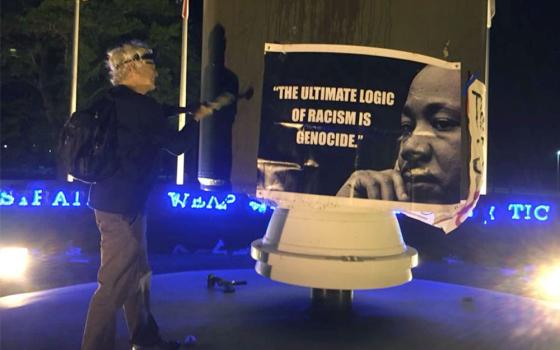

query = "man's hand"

[
  {"left": 193, "top": 92, "right": 236, "bottom": 121},
  {"left": 207, "top": 92, "right": 235, "bottom": 111},
  {"left": 193, "top": 104, "right": 214, "bottom": 121},
  {"left": 336, "top": 169, "right": 409, "bottom": 201}
]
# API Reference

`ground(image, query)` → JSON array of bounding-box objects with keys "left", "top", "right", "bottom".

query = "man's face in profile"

[
  {"left": 135, "top": 59, "right": 158, "bottom": 93},
  {"left": 398, "top": 66, "right": 461, "bottom": 204}
]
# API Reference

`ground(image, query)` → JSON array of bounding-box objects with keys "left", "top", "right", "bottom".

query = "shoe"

[{"left": 131, "top": 339, "right": 181, "bottom": 350}]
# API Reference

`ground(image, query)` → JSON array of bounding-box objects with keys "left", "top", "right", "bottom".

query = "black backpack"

[{"left": 57, "top": 94, "right": 119, "bottom": 184}]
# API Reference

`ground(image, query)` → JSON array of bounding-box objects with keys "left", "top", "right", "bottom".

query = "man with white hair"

[{"left": 82, "top": 40, "right": 210, "bottom": 350}]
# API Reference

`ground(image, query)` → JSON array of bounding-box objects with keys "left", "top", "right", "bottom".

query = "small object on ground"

[{"left": 207, "top": 273, "right": 247, "bottom": 293}]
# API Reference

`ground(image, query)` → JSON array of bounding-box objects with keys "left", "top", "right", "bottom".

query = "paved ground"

[
  {"left": 0, "top": 250, "right": 542, "bottom": 301},
  {"left": 2, "top": 269, "right": 559, "bottom": 350}
]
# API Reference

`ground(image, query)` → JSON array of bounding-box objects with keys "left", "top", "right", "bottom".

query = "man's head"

[
  {"left": 106, "top": 40, "right": 158, "bottom": 94},
  {"left": 397, "top": 65, "right": 462, "bottom": 204}
]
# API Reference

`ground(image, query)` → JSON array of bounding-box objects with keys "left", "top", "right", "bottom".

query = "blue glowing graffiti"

[
  {"left": 507, "top": 203, "right": 550, "bottom": 221},
  {"left": 534, "top": 206, "right": 550, "bottom": 221},
  {"left": 0, "top": 190, "right": 15, "bottom": 205},
  {"left": 167, "top": 192, "right": 190, "bottom": 208},
  {"left": 1, "top": 189, "right": 83, "bottom": 207},
  {"left": 1, "top": 188, "right": 247, "bottom": 212},
  {"left": 0, "top": 188, "right": 556, "bottom": 224},
  {"left": 167, "top": 192, "right": 236, "bottom": 210},
  {"left": 249, "top": 201, "right": 268, "bottom": 213},
  {"left": 471, "top": 203, "right": 553, "bottom": 224},
  {"left": 51, "top": 191, "right": 82, "bottom": 207},
  {"left": 489, "top": 206, "right": 496, "bottom": 221},
  {"left": 482, "top": 205, "right": 496, "bottom": 225}
]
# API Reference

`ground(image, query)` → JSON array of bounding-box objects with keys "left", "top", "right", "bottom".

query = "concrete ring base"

[{"left": 251, "top": 239, "right": 418, "bottom": 290}]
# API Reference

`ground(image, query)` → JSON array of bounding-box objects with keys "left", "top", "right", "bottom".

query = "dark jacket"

[{"left": 88, "top": 85, "right": 198, "bottom": 215}]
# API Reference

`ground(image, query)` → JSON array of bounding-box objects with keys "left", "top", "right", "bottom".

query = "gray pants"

[{"left": 82, "top": 210, "right": 159, "bottom": 350}]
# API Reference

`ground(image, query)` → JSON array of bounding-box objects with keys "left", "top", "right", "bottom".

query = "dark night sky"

[{"left": 488, "top": 0, "right": 560, "bottom": 192}]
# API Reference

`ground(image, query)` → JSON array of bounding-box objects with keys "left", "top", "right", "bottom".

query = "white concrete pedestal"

[{"left": 251, "top": 208, "right": 418, "bottom": 290}]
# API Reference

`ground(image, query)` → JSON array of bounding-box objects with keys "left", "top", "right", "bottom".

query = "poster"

[{"left": 257, "top": 44, "right": 484, "bottom": 232}]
